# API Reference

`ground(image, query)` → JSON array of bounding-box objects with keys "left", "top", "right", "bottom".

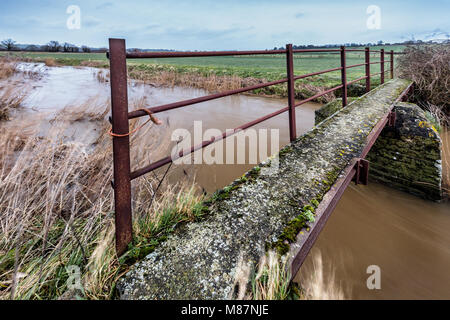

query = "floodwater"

[
  {"left": 6, "top": 63, "right": 450, "bottom": 299},
  {"left": 295, "top": 128, "right": 450, "bottom": 300},
  {"left": 7, "top": 63, "right": 320, "bottom": 191}
]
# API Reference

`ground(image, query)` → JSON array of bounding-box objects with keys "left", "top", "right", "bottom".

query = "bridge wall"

[
  {"left": 366, "top": 102, "right": 442, "bottom": 201},
  {"left": 117, "top": 79, "right": 412, "bottom": 300},
  {"left": 315, "top": 100, "right": 443, "bottom": 201}
]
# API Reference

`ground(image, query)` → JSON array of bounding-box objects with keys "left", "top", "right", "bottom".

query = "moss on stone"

[
  {"left": 315, "top": 97, "right": 358, "bottom": 125},
  {"left": 366, "top": 102, "right": 443, "bottom": 201}
]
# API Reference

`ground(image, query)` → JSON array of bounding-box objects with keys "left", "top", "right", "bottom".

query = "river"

[{"left": 6, "top": 63, "right": 450, "bottom": 299}]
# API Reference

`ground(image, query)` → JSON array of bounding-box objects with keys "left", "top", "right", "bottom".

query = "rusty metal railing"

[{"left": 108, "top": 38, "right": 400, "bottom": 254}]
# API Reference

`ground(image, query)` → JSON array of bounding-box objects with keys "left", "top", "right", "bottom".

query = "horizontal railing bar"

[
  {"left": 346, "top": 63, "right": 367, "bottom": 69},
  {"left": 347, "top": 75, "right": 368, "bottom": 86},
  {"left": 128, "top": 78, "right": 289, "bottom": 119},
  {"left": 293, "top": 67, "right": 343, "bottom": 81},
  {"left": 130, "top": 105, "right": 290, "bottom": 180},
  {"left": 369, "top": 60, "right": 391, "bottom": 65},
  {"left": 368, "top": 70, "right": 390, "bottom": 78},
  {"left": 292, "top": 49, "right": 340, "bottom": 53},
  {"left": 294, "top": 84, "right": 343, "bottom": 108},
  {"left": 126, "top": 50, "right": 287, "bottom": 59},
  {"left": 124, "top": 49, "right": 402, "bottom": 59}
]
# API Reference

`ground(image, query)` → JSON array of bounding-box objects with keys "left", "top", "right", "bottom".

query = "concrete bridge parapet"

[{"left": 117, "top": 79, "right": 421, "bottom": 299}]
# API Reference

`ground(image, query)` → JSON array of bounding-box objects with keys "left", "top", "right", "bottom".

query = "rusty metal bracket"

[
  {"left": 388, "top": 111, "right": 396, "bottom": 127},
  {"left": 353, "top": 158, "right": 369, "bottom": 185}
]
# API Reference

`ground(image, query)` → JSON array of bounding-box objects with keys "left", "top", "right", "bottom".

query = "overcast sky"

[{"left": 1, "top": 0, "right": 449, "bottom": 50}]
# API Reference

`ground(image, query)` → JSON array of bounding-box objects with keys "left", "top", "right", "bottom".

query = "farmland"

[{"left": 1, "top": 45, "right": 405, "bottom": 90}]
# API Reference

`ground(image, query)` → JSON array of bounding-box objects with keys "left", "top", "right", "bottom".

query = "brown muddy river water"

[{"left": 8, "top": 63, "right": 450, "bottom": 299}]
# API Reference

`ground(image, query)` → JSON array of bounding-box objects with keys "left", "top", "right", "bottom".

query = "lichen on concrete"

[
  {"left": 117, "top": 79, "right": 412, "bottom": 300},
  {"left": 315, "top": 97, "right": 358, "bottom": 125}
]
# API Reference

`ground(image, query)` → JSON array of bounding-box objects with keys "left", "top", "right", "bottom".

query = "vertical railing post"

[
  {"left": 109, "top": 38, "right": 133, "bottom": 255},
  {"left": 340, "top": 46, "right": 347, "bottom": 107},
  {"left": 365, "top": 47, "right": 371, "bottom": 93},
  {"left": 286, "top": 44, "right": 296, "bottom": 142},
  {"left": 380, "top": 48, "right": 385, "bottom": 84},
  {"left": 390, "top": 50, "right": 394, "bottom": 79}
]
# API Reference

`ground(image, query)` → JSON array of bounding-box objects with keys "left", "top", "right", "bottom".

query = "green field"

[{"left": 2, "top": 45, "right": 405, "bottom": 98}]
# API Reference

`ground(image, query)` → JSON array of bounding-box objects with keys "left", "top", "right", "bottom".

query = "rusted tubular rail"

[
  {"left": 340, "top": 46, "right": 347, "bottom": 106},
  {"left": 292, "top": 49, "right": 341, "bottom": 52},
  {"left": 108, "top": 38, "right": 402, "bottom": 254},
  {"left": 286, "top": 44, "right": 297, "bottom": 142},
  {"left": 126, "top": 49, "right": 287, "bottom": 59},
  {"left": 294, "top": 84, "right": 343, "bottom": 107},
  {"left": 346, "top": 63, "right": 367, "bottom": 69},
  {"left": 128, "top": 77, "right": 288, "bottom": 119},
  {"left": 293, "top": 67, "right": 342, "bottom": 81},
  {"left": 131, "top": 105, "right": 290, "bottom": 180},
  {"left": 109, "top": 39, "right": 133, "bottom": 254},
  {"left": 347, "top": 75, "right": 368, "bottom": 86},
  {"left": 365, "top": 47, "right": 371, "bottom": 92}
]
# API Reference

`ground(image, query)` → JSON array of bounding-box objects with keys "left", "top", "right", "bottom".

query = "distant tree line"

[
  {"left": 0, "top": 38, "right": 107, "bottom": 53},
  {"left": 271, "top": 39, "right": 450, "bottom": 51}
]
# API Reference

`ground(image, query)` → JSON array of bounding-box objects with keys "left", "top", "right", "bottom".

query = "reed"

[
  {"left": 0, "top": 86, "right": 28, "bottom": 121},
  {"left": 0, "top": 101, "right": 204, "bottom": 300}
]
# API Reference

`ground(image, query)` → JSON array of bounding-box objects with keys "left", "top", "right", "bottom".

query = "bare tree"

[
  {"left": 63, "top": 42, "right": 71, "bottom": 52},
  {"left": 81, "top": 45, "right": 91, "bottom": 53},
  {"left": 62, "top": 42, "right": 79, "bottom": 52},
  {"left": 1, "top": 39, "right": 16, "bottom": 51},
  {"left": 25, "top": 45, "right": 39, "bottom": 52},
  {"left": 47, "top": 40, "right": 61, "bottom": 52}
]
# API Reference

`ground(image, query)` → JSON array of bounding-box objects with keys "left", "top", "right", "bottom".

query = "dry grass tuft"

[
  {"left": 250, "top": 251, "right": 291, "bottom": 300},
  {"left": 95, "top": 70, "right": 110, "bottom": 83},
  {"left": 80, "top": 60, "right": 108, "bottom": 68},
  {"left": 51, "top": 98, "right": 110, "bottom": 123},
  {"left": 0, "top": 86, "right": 28, "bottom": 121},
  {"left": 0, "top": 59, "right": 17, "bottom": 80},
  {"left": 128, "top": 67, "right": 247, "bottom": 92},
  {"left": 44, "top": 58, "right": 57, "bottom": 67}
]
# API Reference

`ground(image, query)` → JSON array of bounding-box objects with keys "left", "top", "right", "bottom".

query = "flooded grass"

[
  {"left": 0, "top": 70, "right": 206, "bottom": 299},
  {"left": 0, "top": 59, "right": 17, "bottom": 80},
  {"left": 0, "top": 117, "right": 205, "bottom": 299},
  {"left": 0, "top": 86, "right": 28, "bottom": 121}
]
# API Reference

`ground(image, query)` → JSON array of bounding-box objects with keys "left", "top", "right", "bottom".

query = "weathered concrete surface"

[
  {"left": 117, "top": 79, "right": 412, "bottom": 300},
  {"left": 366, "top": 102, "right": 443, "bottom": 200},
  {"left": 315, "top": 97, "right": 357, "bottom": 124}
]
